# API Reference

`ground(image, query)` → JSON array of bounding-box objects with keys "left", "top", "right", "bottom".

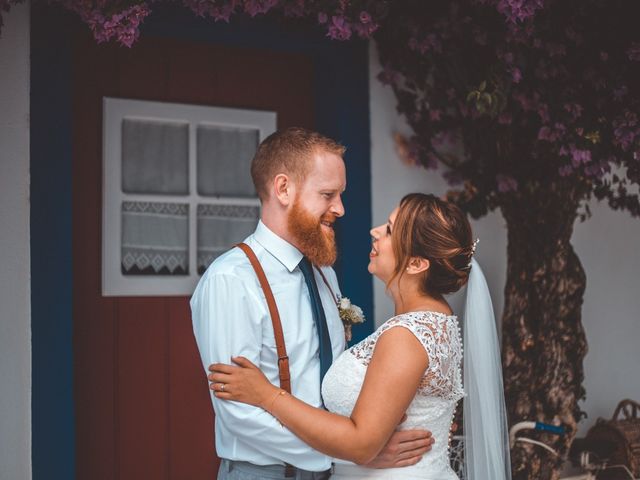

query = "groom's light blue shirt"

[{"left": 191, "top": 220, "right": 345, "bottom": 471}]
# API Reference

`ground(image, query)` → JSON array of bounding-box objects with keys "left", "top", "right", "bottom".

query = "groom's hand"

[{"left": 364, "top": 426, "right": 434, "bottom": 469}]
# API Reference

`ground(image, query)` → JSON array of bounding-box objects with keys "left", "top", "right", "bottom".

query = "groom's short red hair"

[{"left": 251, "top": 127, "right": 345, "bottom": 201}]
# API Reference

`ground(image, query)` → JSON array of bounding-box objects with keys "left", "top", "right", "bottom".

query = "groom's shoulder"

[{"left": 200, "top": 245, "right": 254, "bottom": 282}]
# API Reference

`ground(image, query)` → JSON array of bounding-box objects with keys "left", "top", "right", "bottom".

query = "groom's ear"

[
  {"left": 273, "top": 173, "right": 295, "bottom": 206},
  {"left": 406, "top": 257, "right": 430, "bottom": 275}
]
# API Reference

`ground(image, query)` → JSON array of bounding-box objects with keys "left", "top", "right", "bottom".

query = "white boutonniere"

[{"left": 337, "top": 296, "right": 365, "bottom": 342}]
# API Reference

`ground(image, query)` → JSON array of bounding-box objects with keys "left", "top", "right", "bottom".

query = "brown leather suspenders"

[{"left": 235, "top": 243, "right": 291, "bottom": 393}]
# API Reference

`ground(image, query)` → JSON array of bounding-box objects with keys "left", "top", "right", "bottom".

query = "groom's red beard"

[{"left": 287, "top": 200, "right": 337, "bottom": 266}]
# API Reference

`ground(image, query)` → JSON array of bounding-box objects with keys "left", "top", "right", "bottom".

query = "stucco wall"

[
  {"left": 369, "top": 42, "right": 640, "bottom": 435},
  {"left": 0, "top": 3, "right": 32, "bottom": 479}
]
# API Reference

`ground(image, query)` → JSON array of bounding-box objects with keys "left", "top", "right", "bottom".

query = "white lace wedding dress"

[{"left": 322, "top": 311, "right": 464, "bottom": 479}]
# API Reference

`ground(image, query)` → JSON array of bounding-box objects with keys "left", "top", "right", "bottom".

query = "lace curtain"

[
  {"left": 121, "top": 201, "right": 189, "bottom": 275},
  {"left": 197, "top": 204, "right": 260, "bottom": 274},
  {"left": 118, "top": 118, "right": 260, "bottom": 277}
]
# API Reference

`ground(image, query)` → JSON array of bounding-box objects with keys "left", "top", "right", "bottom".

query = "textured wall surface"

[{"left": 0, "top": 3, "right": 32, "bottom": 479}]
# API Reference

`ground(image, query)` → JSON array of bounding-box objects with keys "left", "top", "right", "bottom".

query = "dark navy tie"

[{"left": 298, "top": 257, "right": 333, "bottom": 382}]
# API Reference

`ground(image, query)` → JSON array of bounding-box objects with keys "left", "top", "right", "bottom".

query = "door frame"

[{"left": 31, "top": 5, "right": 372, "bottom": 479}]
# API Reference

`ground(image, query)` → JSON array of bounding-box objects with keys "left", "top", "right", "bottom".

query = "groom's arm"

[
  {"left": 364, "top": 428, "right": 435, "bottom": 468},
  {"left": 191, "top": 271, "right": 330, "bottom": 468}
]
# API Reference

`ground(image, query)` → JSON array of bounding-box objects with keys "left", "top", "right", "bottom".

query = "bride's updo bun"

[{"left": 391, "top": 193, "right": 474, "bottom": 296}]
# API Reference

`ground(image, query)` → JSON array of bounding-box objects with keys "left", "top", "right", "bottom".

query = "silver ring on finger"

[{"left": 220, "top": 383, "right": 225, "bottom": 392}]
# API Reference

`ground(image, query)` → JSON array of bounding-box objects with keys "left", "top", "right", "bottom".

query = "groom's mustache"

[{"left": 320, "top": 215, "right": 337, "bottom": 228}]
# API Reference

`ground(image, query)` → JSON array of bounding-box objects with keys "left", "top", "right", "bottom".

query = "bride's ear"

[{"left": 406, "top": 257, "right": 430, "bottom": 275}]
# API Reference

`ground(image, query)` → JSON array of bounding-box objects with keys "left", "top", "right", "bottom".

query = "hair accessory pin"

[
  {"left": 471, "top": 238, "right": 480, "bottom": 256},
  {"left": 467, "top": 238, "right": 480, "bottom": 268}
]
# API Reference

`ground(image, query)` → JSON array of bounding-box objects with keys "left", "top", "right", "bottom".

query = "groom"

[{"left": 191, "top": 127, "right": 433, "bottom": 479}]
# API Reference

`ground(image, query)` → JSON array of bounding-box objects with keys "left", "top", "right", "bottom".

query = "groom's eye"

[{"left": 321, "top": 192, "right": 333, "bottom": 199}]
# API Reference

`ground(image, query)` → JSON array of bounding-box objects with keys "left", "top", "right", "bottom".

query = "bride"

[{"left": 209, "top": 193, "right": 511, "bottom": 480}]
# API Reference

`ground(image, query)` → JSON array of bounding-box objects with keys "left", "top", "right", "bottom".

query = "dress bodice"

[{"left": 321, "top": 311, "right": 464, "bottom": 479}]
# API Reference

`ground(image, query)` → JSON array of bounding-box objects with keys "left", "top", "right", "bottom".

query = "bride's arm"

[{"left": 210, "top": 326, "right": 429, "bottom": 465}]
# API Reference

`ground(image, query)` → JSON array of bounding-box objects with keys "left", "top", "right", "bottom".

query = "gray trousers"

[{"left": 218, "top": 459, "right": 332, "bottom": 480}]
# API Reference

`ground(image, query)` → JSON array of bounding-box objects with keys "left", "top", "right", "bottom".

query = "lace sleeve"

[{"left": 350, "top": 312, "right": 464, "bottom": 400}]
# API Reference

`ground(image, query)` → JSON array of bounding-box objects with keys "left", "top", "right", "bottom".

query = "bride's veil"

[{"left": 462, "top": 258, "right": 512, "bottom": 480}]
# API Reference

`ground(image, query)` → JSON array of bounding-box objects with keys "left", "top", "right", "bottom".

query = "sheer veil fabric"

[{"left": 462, "top": 259, "right": 512, "bottom": 480}]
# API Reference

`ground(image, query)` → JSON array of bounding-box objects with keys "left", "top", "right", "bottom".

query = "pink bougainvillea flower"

[
  {"left": 359, "top": 11, "right": 371, "bottom": 24},
  {"left": 496, "top": 174, "right": 518, "bottom": 193},
  {"left": 327, "top": 15, "right": 351, "bottom": 40}
]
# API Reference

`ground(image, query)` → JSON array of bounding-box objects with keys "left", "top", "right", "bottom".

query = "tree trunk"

[{"left": 500, "top": 183, "right": 588, "bottom": 480}]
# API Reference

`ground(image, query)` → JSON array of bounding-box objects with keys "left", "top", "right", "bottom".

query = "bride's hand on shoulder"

[{"left": 208, "top": 356, "right": 278, "bottom": 408}]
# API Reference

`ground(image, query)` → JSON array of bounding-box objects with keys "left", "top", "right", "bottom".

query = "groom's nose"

[{"left": 330, "top": 195, "right": 345, "bottom": 217}]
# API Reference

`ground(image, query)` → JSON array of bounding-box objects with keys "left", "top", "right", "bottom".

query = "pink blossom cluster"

[
  {"left": 563, "top": 144, "right": 591, "bottom": 168},
  {"left": 318, "top": 9, "right": 379, "bottom": 41},
  {"left": 558, "top": 155, "right": 610, "bottom": 179},
  {"left": 182, "top": 0, "right": 303, "bottom": 23},
  {"left": 613, "top": 112, "right": 640, "bottom": 152},
  {"left": 0, "top": 0, "right": 385, "bottom": 47},
  {"left": 563, "top": 103, "right": 583, "bottom": 121},
  {"left": 377, "top": 63, "right": 401, "bottom": 87},
  {"left": 243, "top": 0, "right": 279, "bottom": 17},
  {"left": 323, "top": 14, "right": 351, "bottom": 40},
  {"left": 59, "top": 1, "right": 151, "bottom": 47},
  {"left": 496, "top": 174, "right": 518, "bottom": 192},
  {"left": 183, "top": 0, "right": 240, "bottom": 21},
  {"left": 513, "top": 92, "right": 550, "bottom": 123},
  {"left": 537, "top": 123, "right": 566, "bottom": 142},
  {"left": 474, "top": 0, "right": 544, "bottom": 23},
  {"left": 495, "top": 0, "right": 544, "bottom": 23},
  {"left": 408, "top": 33, "right": 442, "bottom": 54},
  {"left": 374, "top": 0, "right": 640, "bottom": 214}
]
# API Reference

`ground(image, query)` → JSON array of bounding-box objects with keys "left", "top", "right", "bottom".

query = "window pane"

[
  {"left": 122, "top": 118, "right": 189, "bottom": 195},
  {"left": 121, "top": 201, "right": 189, "bottom": 275},
  {"left": 197, "top": 125, "right": 258, "bottom": 197},
  {"left": 197, "top": 204, "right": 260, "bottom": 274}
]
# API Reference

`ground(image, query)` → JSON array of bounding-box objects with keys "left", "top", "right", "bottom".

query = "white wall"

[
  {"left": 369, "top": 42, "right": 640, "bottom": 434},
  {"left": 0, "top": 3, "right": 32, "bottom": 479},
  {"left": 573, "top": 204, "right": 640, "bottom": 433}
]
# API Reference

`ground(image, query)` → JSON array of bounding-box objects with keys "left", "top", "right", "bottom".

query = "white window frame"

[{"left": 102, "top": 97, "right": 275, "bottom": 296}]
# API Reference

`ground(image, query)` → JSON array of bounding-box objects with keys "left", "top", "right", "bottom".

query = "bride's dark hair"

[{"left": 390, "top": 193, "right": 474, "bottom": 295}]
